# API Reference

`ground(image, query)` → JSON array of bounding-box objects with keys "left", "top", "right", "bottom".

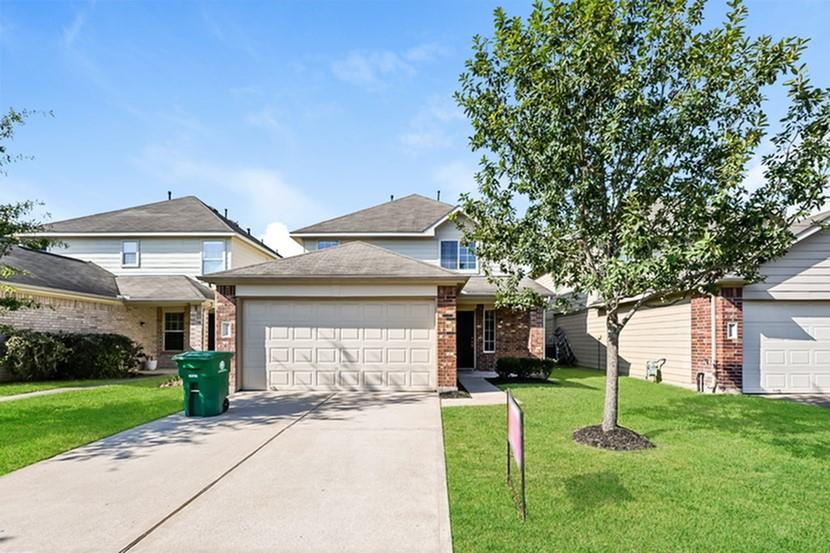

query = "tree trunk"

[{"left": 601, "top": 312, "right": 620, "bottom": 432}]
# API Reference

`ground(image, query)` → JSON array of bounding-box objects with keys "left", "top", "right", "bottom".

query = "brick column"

[
  {"left": 528, "top": 307, "right": 545, "bottom": 359},
  {"left": 215, "top": 285, "right": 239, "bottom": 391},
  {"left": 188, "top": 304, "right": 203, "bottom": 351},
  {"left": 691, "top": 287, "right": 743, "bottom": 391},
  {"left": 437, "top": 286, "right": 458, "bottom": 391}
]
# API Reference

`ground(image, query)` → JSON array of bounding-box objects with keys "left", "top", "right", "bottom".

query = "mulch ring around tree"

[{"left": 573, "top": 425, "right": 655, "bottom": 451}]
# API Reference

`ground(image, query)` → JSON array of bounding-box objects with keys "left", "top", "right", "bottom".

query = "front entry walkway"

[{"left": 0, "top": 392, "right": 452, "bottom": 553}]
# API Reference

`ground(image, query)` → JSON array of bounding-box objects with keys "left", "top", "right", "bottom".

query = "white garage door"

[
  {"left": 241, "top": 299, "right": 436, "bottom": 391},
  {"left": 744, "top": 301, "right": 830, "bottom": 393}
]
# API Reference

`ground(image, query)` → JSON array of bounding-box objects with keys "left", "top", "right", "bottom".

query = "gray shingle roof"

[
  {"left": 460, "top": 276, "right": 554, "bottom": 298},
  {"left": 43, "top": 196, "right": 279, "bottom": 256},
  {"left": 292, "top": 194, "right": 455, "bottom": 234},
  {"left": 791, "top": 209, "right": 830, "bottom": 238},
  {"left": 1, "top": 246, "right": 119, "bottom": 298},
  {"left": 202, "top": 241, "right": 467, "bottom": 281},
  {"left": 116, "top": 276, "right": 214, "bottom": 302}
]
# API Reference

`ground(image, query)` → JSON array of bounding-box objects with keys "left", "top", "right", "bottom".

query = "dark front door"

[
  {"left": 457, "top": 311, "right": 475, "bottom": 369},
  {"left": 208, "top": 312, "right": 216, "bottom": 350}
]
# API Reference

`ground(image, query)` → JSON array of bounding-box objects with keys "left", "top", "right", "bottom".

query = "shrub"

[
  {"left": 495, "top": 356, "right": 557, "bottom": 380},
  {"left": 57, "top": 333, "right": 144, "bottom": 379},
  {"left": 0, "top": 330, "right": 70, "bottom": 381},
  {"left": 0, "top": 329, "right": 143, "bottom": 381}
]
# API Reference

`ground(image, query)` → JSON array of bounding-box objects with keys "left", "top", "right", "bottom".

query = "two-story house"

[
  {"left": 2, "top": 196, "right": 279, "bottom": 370},
  {"left": 202, "top": 194, "right": 551, "bottom": 392}
]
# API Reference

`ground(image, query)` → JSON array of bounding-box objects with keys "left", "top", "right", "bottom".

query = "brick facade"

[
  {"left": 0, "top": 292, "right": 158, "bottom": 379},
  {"left": 690, "top": 287, "right": 744, "bottom": 391},
  {"left": 215, "top": 285, "right": 239, "bottom": 391},
  {"left": 474, "top": 304, "right": 545, "bottom": 371},
  {"left": 436, "top": 285, "right": 457, "bottom": 391}
]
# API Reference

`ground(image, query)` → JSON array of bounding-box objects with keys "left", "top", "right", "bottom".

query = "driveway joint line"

[{"left": 118, "top": 392, "right": 337, "bottom": 553}]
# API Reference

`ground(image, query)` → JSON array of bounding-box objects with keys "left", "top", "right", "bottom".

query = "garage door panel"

[
  {"left": 242, "top": 299, "right": 436, "bottom": 390},
  {"left": 744, "top": 301, "right": 830, "bottom": 393}
]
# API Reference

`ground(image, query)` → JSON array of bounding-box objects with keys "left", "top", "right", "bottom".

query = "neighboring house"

[
  {"left": 545, "top": 210, "right": 830, "bottom": 395},
  {"left": 202, "top": 194, "right": 551, "bottom": 392},
  {"left": 2, "top": 196, "right": 279, "bottom": 373}
]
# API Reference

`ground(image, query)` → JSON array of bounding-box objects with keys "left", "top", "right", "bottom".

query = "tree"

[
  {"left": 1, "top": 109, "right": 53, "bottom": 311},
  {"left": 456, "top": 0, "right": 830, "bottom": 439}
]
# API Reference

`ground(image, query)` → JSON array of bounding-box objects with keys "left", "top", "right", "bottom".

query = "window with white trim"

[
  {"left": 163, "top": 312, "right": 185, "bottom": 351},
  {"left": 483, "top": 309, "right": 496, "bottom": 352},
  {"left": 121, "top": 240, "right": 140, "bottom": 267},
  {"left": 202, "top": 240, "right": 226, "bottom": 274},
  {"left": 220, "top": 321, "right": 233, "bottom": 338},
  {"left": 440, "top": 240, "right": 477, "bottom": 271},
  {"left": 316, "top": 240, "right": 339, "bottom": 250}
]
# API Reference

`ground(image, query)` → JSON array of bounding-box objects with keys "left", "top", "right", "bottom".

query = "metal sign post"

[{"left": 506, "top": 389, "right": 526, "bottom": 520}]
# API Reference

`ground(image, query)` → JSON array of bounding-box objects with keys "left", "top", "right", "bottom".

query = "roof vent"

[
  {"left": 247, "top": 227, "right": 251, "bottom": 235},
  {"left": 167, "top": 191, "right": 172, "bottom": 200},
  {"left": 437, "top": 190, "right": 441, "bottom": 201},
  {"left": 390, "top": 195, "right": 394, "bottom": 202},
  {"left": 224, "top": 208, "right": 228, "bottom": 218}
]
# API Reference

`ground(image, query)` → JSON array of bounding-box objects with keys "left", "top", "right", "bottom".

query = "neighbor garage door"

[
  {"left": 241, "top": 299, "right": 436, "bottom": 391},
  {"left": 743, "top": 301, "right": 830, "bottom": 393}
]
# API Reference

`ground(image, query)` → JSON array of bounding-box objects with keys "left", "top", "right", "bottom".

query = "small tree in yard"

[
  {"left": 1, "top": 109, "right": 53, "bottom": 311},
  {"left": 456, "top": 0, "right": 830, "bottom": 447}
]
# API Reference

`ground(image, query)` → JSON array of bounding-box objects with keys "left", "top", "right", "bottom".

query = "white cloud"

[
  {"left": 62, "top": 13, "right": 85, "bottom": 47},
  {"left": 261, "top": 221, "right": 304, "bottom": 257},
  {"left": 331, "top": 50, "right": 413, "bottom": 89},
  {"left": 743, "top": 162, "right": 767, "bottom": 192},
  {"left": 399, "top": 97, "right": 465, "bottom": 153},
  {"left": 432, "top": 160, "right": 478, "bottom": 204},
  {"left": 404, "top": 42, "right": 447, "bottom": 63},
  {"left": 245, "top": 106, "right": 294, "bottom": 148},
  {"left": 135, "top": 144, "right": 326, "bottom": 233},
  {"left": 331, "top": 42, "right": 446, "bottom": 90}
]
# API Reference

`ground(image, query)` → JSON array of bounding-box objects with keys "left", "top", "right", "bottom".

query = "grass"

[
  {"left": 0, "top": 377, "right": 160, "bottom": 397},
  {"left": 442, "top": 368, "right": 830, "bottom": 553},
  {"left": 0, "top": 376, "right": 182, "bottom": 476}
]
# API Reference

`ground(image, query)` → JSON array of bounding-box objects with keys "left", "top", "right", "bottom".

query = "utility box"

[{"left": 173, "top": 351, "right": 233, "bottom": 417}]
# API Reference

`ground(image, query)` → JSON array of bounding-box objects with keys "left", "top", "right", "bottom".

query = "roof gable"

[
  {"left": 201, "top": 241, "right": 465, "bottom": 281},
  {"left": 292, "top": 194, "right": 456, "bottom": 235}
]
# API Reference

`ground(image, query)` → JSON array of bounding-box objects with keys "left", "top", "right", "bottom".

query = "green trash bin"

[{"left": 172, "top": 351, "right": 234, "bottom": 417}]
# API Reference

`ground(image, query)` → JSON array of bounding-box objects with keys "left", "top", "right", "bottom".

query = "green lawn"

[
  {"left": 0, "top": 377, "right": 160, "bottom": 397},
  {"left": 0, "top": 376, "right": 182, "bottom": 475},
  {"left": 443, "top": 368, "right": 830, "bottom": 553}
]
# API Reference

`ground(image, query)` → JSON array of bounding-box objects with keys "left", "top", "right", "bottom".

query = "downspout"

[{"left": 710, "top": 294, "right": 717, "bottom": 371}]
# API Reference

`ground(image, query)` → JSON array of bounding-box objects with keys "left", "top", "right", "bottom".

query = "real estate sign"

[{"left": 506, "top": 389, "right": 526, "bottom": 520}]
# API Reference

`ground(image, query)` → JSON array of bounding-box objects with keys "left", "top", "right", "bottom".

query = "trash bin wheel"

[{"left": 222, "top": 398, "right": 230, "bottom": 413}]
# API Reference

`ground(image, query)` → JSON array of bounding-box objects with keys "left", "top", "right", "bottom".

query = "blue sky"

[{"left": 1, "top": 1, "right": 828, "bottom": 256}]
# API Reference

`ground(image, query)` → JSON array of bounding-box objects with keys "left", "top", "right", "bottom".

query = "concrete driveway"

[{"left": 0, "top": 392, "right": 452, "bottom": 553}]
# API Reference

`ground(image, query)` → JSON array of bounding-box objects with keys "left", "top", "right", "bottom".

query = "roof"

[
  {"left": 41, "top": 196, "right": 279, "bottom": 257},
  {"left": 115, "top": 276, "right": 214, "bottom": 302},
  {"left": 292, "top": 194, "right": 456, "bottom": 235},
  {"left": 460, "top": 276, "right": 554, "bottom": 298},
  {"left": 201, "top": 241, "right": 467, "bottom": 282},
  {"left": 791, "top": 209, "right": 830, "bottom": 240},
  {"left": 0, "top": 246, "right": 119, "bottom": 298}
]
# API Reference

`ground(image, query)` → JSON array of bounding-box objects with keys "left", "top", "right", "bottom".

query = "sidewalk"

[{"left": 442, "top": 371, "right": 506, "bottom": 407}]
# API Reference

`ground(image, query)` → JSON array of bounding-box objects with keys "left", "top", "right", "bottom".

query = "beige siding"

[
  {"left": 230, "top": 237, "right": 275, "bottom": 269},
  {"left": 745, "top": 228, "right": 830, "bottom": 300},
  {"left": 50, "top": 237, "right": 216, "bottom": 277},
  {"left": 556, "top": 309, "right": 606, "bottom": 369},
  {"left": 554, "top": 300, "right": 692, "bottom": 388},
  {"left": 617, "top": 300, "right": 692, "bottom": 387}
]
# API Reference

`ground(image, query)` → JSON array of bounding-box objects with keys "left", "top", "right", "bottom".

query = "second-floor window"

[
  {"left": 121, "top": 240, "right": 140, "bottom": 267},
  {"left": 202, "top": 241, "right": 226, "bottom": 274},
  {"left": 316, "top": 240, "right": 339, "bottom": 250},
  {"left": 440, "top": 240, "right": 477, "bottom": 270}
]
